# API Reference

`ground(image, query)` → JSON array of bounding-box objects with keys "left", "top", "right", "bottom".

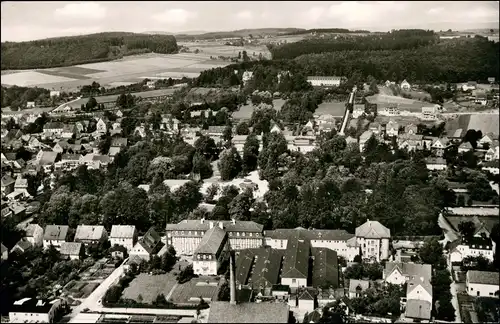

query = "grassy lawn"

[
  {"left": 315, "top": 102, "right": 346, "bottom": 116},
  {"left": 169, "top": 277, "right": 220, "bottom": 304},
  {"left": 122, "top": 273, "right": 178, "bottom": 304}
]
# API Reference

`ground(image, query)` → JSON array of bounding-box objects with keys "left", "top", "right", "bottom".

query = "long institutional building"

[{"left": 166, "top": 218, "right": 390, "bottom": 276}]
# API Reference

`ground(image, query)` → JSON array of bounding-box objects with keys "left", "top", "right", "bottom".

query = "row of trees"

[{"left": 1, "top": 32, "right": 178, "bottom": 69}]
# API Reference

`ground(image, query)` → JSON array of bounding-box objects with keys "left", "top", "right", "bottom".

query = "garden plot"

[
  {"left": 315, "top": 102, "right": 346, "bottom": 116},
  {"left": 122, "top": 273, "right": 178, "bottom": 304}
]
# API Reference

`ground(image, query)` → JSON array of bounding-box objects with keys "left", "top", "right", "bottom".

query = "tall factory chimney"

[{"left": 229, "top": 250, "right": 237, "bottom": 305}]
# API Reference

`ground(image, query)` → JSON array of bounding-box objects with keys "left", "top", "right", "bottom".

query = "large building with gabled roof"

[
  {"left": 280, "top": 235, "right": 310, "bottom": 289},
  {"left": 355, "top": 219, "right": 391, "bottom": 261},
  {"left": 193, "top": 223, "right": 228, "bottom": 276}
]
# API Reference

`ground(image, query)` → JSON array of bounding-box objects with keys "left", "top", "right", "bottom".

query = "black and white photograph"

[{"left": 1, "top": 1, "right": 499, "bottom": 323}]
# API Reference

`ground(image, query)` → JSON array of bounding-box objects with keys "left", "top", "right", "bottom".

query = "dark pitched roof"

[
  {"left": 265, "top": 228, "right": 354, "bottom": 241},
  {"left": 10, "top": 298, "right": 58, "bottom": 314},
  {"left": 111, "top": 137, "right": 127, "bottom": 147},
  {"left": 405, "top": 299, "right": 432, "bottom": 320},
  {"left": 467, "top": 270, "right": 499, "bottom": 285},
  {"left": 311, "top": 247, "right": 339, "bottom": 289},
  {"left": 43, "top": 225, "right": 69, "bottom": 241},
  {"left": 281, "top": 235, "right": 309, "bottom": 279},
  {"left": 250, "top": 248, "right": 283, "bottom": 290},
  {"left": 235, "top": 249, "right": 255, "bottom": 286},
  {"left": 207, "top": 301, "right": 289, "bottom": 323},
  {"left": 384, "top": 262, "right": 432, "bottom": 282},
  {"left": 194, "top": 225, "right": 227, "bottom": 255},
  {"left": 166, "top": 219, "right": 263, "bottom": 233},
  {"left": 138, "top": 227, "right": 162, "bottom": 254}
]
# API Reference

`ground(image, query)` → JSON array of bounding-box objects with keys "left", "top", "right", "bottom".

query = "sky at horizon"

[{"left": 1, "top": 1, "right": 499, "bottom": 42}]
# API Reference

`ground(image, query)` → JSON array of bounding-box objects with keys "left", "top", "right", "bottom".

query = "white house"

[
  {"left": 50, "top": 91, "right": 60, "bottom": 98},
  {"left": 425, "top": 157, "right": 447, "bottom": 171},
  {"left": 109, "top": 225, "right": 138, "bottom": 252},
  {"left": 307, "top": 76, "right": 343, "bottom": 87},
  {"left": 43, "top": 122, "right": 64, "bottom": 137},
  {"left": 242, "top": 71, "right": 254, "bottom": 85},
  {"left": 384, "top": 262, "right": 432, "bottom": 286},
  {"left": 484, "top": 146, "right": 499, "bottom": 161},
  {"left": 359, "top": 130, "right": 374, "bottom": 152},
  {"left": 421, "top": 105, "right": 441, "bottom": 120},
  {"left": 1, "top": 243, "right": 8, "bottom": 261},
  {"left": 466, "top": 270, "right": 499, "bottom": 298},
  {"left": 193, "top": 224, "right": 228, "bottom": 276},
  {"left": 43, "top": 225, "right": 69, "bottom": 250},
  {"left": 385, "top": 120, "right": 399, "bottom": 137},
  {"left": 95, "top": 118, "right": 107, "bottom": 134},
  {"left": 9, "top": 298, "right": 61, "bottom": 323},
  {"left": 281, "top": 237, "right": 309, "bottom": 290},
  {"left": 348, "top": 279, "right": 370, "bottom": 298},
  {"left": 462, "top": 81, "right": 477, "bottom": 91},
  {"left": 74, "top": 225, "right": 108, "bottom": 245},
  {"left": 400, "top": 80, "right": 411, "bottom": 90},
  {"left": 355, "top": 220, "right": 390, "bottom": 262},
  {"left": 129, "top": 227, "right": 162, "bottom": 262},
  {"left": 24, "top": 224, "right": 44, "bottom": 247},
  {"left": 406, "top": 276, "right": 433, "bottom": 304},
  {"left": 458, "top": 142, "right": 473, "bottom": 153},
  {"left": 482, "top": 161, "right": 499, "bottom": 175}
]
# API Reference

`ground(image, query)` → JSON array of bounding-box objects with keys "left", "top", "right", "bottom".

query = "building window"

[
  {"left": 292, "top": 279, "right": 296, "bottom": 284},
  {"left": 181, "top": 231, "right": 184, "bottom": 235},
  {"left": 237, "top": 232, "right": 240, "bottom": 237},
  {"left": 249, "top": 233, "right": 253, "bottom": 237}
]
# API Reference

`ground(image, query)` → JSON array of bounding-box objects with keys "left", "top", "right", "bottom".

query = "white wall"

[
  {"left": 298, "top": 299, "right": 315, "bottom": 312},
  {"left": 467, "top": 283, "right": 499, "bottom": 298},
  {"left": 407, "top": 284, "right": 433, "bottom": 304},
  {"left": 43, "top": 239, "right": 64, "bottom": 250},
  {"left": 193, "top": 260, "right": 218, "bottom": 276},
  {"left": 110, "top": 238, "right": 135, "bottom": 252},
  {"left": 385, "top": 269, "right": 407, "bottom": 285},
  {"left": 281, "top": 277, "right": 307, "bottom": 289}
]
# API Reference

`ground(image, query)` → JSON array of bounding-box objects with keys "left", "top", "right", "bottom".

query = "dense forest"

[
  {"left": 174, "top": 28, "right": 304, "bottom": 41},
  {"left": 281, "top": 28, "right": 371, "bottom": 35},
  {"left": 1, "top": 86, "right": 53, "bottom": 109},
  {"left": 1, "top": 32, "right": 178, "bottom": 70},
  {"left": 268, "top": 30, "right": 438, "bottom": 59},
  {"left": 194, "top": 36, "right": 499, "bottom": 86}
]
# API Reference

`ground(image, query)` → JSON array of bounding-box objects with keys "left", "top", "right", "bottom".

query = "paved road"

[
  {"left": 450, "top": 280, "right": 462, "bottom": 323},
  {"left": 68, "top": 258, "right": 128, "bottom": 318},
  {"left": 338, "top": 87, "right": 356, "bottom": 135}
]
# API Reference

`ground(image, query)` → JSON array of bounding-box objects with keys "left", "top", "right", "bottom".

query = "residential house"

[
  {"left": 9, "top": 298, "right": 61, "bottom": 323},
  {"left": 449, "top": 235, "right": 495, "bottom": 264},
  {"left": 133, "top": 125, "right": 147, "bottom": 138},
  {"left": 193, "top": 223, "right": 229, "bottom": 276},
  {"left": 431, "top": 137, "right": 451, "bottom": 157},
  {"left": 110, "top": 137, "right": 127, "bottom": 148},
  {"left": 425, "top": 157, "right": 447, "bottom": 171},
  {"left": 109, "top": 225, "right": 138, "bottom": 252},
  {"left": 404, "top": 123, "right": 418, "bottom": 135},
  {"left": 280, "top": 235, "right": 309, "bottom": 290},
  {"left": 479, "top": 133, "right": 497, "bottom": 148},
  {"left": 242, "top": 71, "right": 254, "bottom": 85},
  {"left": 458, "top": 142, "right": 473, "bottom": 153},
  {"left": 462, "top": 81, "right": 477, "bottom": 91},
  {"left": 368, "top": 122, "right": 383, "bottom": 135},
  {"left": 355, "top": 219, "right": 390, "bottom": 262},
  {"left": 381, "top": 105, "right": 400, "bottom": 116},
  {"left": 75, "top": 121, "right": 86, "bottom": 133},
  {"left": 24, "top": 224, "right": 44, "bottom": 247},
  {"left": 307, "top": 76, "right": 343, "bottom": 87},
  {"left": 43, "top": 225, "right": 69, "bottom": 250},
  {"left": 474, "top": 92, "right": 488, "bottom": 106},
  {"left": 421, "top": 104, "right": 441, "bottom": 120},
  {"left": 53, "top": 141, "right": 70, "bottom": 154},
  {"left": 26, "top": 101, "right": 35, "bottom": 108},
  {"left": 405, "top": 299, "right": 432, "bottom": 322},
  {"left": 406, "top": 276, "right": 433, "bottom": 304},
  {"left": 61, "top": 124, "right": 78, "bottom": 139},
  {"left": 115, "top": 110, "right": 123, "bottom": 118},
  {"left": 43, "top": 122, "right": 64, "bottom": 137},
  {"left": 385, "top": 80, "right": 396, "bottom": 87},
  {"left": 484, "top": 145, "right": 500, "bottom": 161},
  {"left": 160, "top": 114, "right": 180, "bottom": 132},
  {"left": 398, "top": 134, "right": 424, "bottom": 152},
  {"left": 55, "top": 154, "right": 81, "bottom": 171},
  {"left": 1, "top": 175, "right": 15, "bottom": 195},
  {"left": 385, "top": 120, "right": 399, "bottom": 137},
  {"left": 129, "top": 227, "right": 163, "bottom": 262},
  {"left": 400, "top": 79, "right": 411, "bottom": 90},
  {"left": 60, "top": 242, "right": 84, "bottom": 260},
  {"left": 50, "top": 90, "right": 60, "bottom": 97},
  {"left": 146, "top": 80, "right": 155, "bottom": 89},
  {"left": 482, "top": 161, "right": 499, "bottom": 175},
  {"left": 352, "top": 104, "right": 365, "bottom": 119},
  {"left": 348, "top": 279, "right": 370, "bottom": 298},
  {"left": 383, "top": 262, "right": 432, "bottom": 286},
  {"left": 95, "top": 118, "right": 107, "bottom": 134},
  {"left": 79, "top": 153, "right": 111, "bottom": 170},
  {"left": 298, "top": 289, "right": 316, "bottom": 312},
  {"left": 1, "top": 243, "right": 8, "bottom": 261},
  {"left": 466, "top": 270, "right": 499, "bottom": 297},
  {"left": 37, "top": 151, "right": 59, "bottom": 173},
  {"left": 110, "top": 245, "right": 127, "bottom": 259},
  {"left": 74, "top": 225, "right": 108, "bottom": 245},
  {"left": 11, "top": 238, "right": 33, "bottom": 254}
]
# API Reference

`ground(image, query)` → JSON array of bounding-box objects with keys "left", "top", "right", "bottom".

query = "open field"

[
  {"left": 1, "top": 46, "right": 239, "bottom": 91},
  {"left": 179, "top": 42, "right": 271, "bottom": 60},
  {"left": 445, "top": 113, "right": 500, "bottom": 136},
  {"left": 66, "top": 88, "right": 176, "bottom": 109},
  {"left": 367, "top": 94, "right": 428, "bottom": 113},
  {"left": 169, "top": 277, "right": 220, "bottom": 304},
  {"left": 122, "top": 273, "right": 178, "bottom": 304},
  {"left": 374, "top": 115, "right": 436, "bottom": 126},
  {"left": 232, "top": 99, "right": 285, "bottom": 120},
  {"left": 316, "top": 102, "right": 346, "bottom": 116}
]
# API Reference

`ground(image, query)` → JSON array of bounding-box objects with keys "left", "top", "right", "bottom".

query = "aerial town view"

[{"left": 1, "top": 1, "right": 499, "bottom": 323}]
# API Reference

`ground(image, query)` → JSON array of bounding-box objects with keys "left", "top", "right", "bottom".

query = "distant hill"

[
  {"left": 1, "top": 32, "right": 178, "bottom": 70},
  {"left": 174, "top": 28, "right": 305, "bottom": 40},
  {"left": 143, "top": 30, "right": 208, "bottom": 36}
]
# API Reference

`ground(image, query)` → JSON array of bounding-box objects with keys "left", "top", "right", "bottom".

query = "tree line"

[{"left": 1, "top": 32, "right": 178, "bottom": 70}]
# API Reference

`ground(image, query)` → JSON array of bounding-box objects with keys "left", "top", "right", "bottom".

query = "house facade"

[
  {"left": 466, "top": 271, "right": 499, "bottom": 298},
  {"left": 9, "top": 298, "right": 61, "bottom": 323},
  {"left": 109, "top": 225, "right": 138, "bottom": 252},
  {"left": 74, "top": 225, "right": 108, "bottom": 245},
  {"left": 193, "top": 224, "right": 229, "bottom": 276},
  {"left": 307, "top": 76, "right": 343, "bottom": 87},
  {"left": 25, "top": 224, "right": 44, "bottom": 247},
  {"left": 355, "top": 220, "right": 390, "bottom": 262},
  {"left": 60, "top": 242, "right": 84, "bottom": 260},
  {"left": 43, "top": 225, "right": 69, "bottom": 250}
]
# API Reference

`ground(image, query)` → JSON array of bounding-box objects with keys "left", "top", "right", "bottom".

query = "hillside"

[
  {"left": 1, "top": 32, "right": 178, "bottom": 70},
  {"left": 175, "top": 28, "right": 305, "bottom": 41}
]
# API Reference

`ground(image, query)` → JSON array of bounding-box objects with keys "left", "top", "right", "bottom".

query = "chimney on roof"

[
  {"left": 420, "top": 276, "right": 424, "bottom": 282},
  {"left": 209, "top": 221, "right": 214, "bottom": 229},
  {"left": 232, "top": 218, "right": 236, "bottom": 225},
  {"left": 201, "top": 218, "right": 205, "bottom": 224},
  {"left": 229, "top": 250, "right": 237, "bottom": 305},
  {"left": 219, "top": 222, "right": 224, "bottom": 230}
]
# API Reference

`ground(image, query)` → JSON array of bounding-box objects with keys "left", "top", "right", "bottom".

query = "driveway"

[{"left": 450, "top": 279, "right": 463, "bottom": 323}]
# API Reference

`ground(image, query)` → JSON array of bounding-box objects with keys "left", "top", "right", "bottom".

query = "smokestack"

[{"left": 229, "top": 250, "right": 237, "bottom": 305}]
